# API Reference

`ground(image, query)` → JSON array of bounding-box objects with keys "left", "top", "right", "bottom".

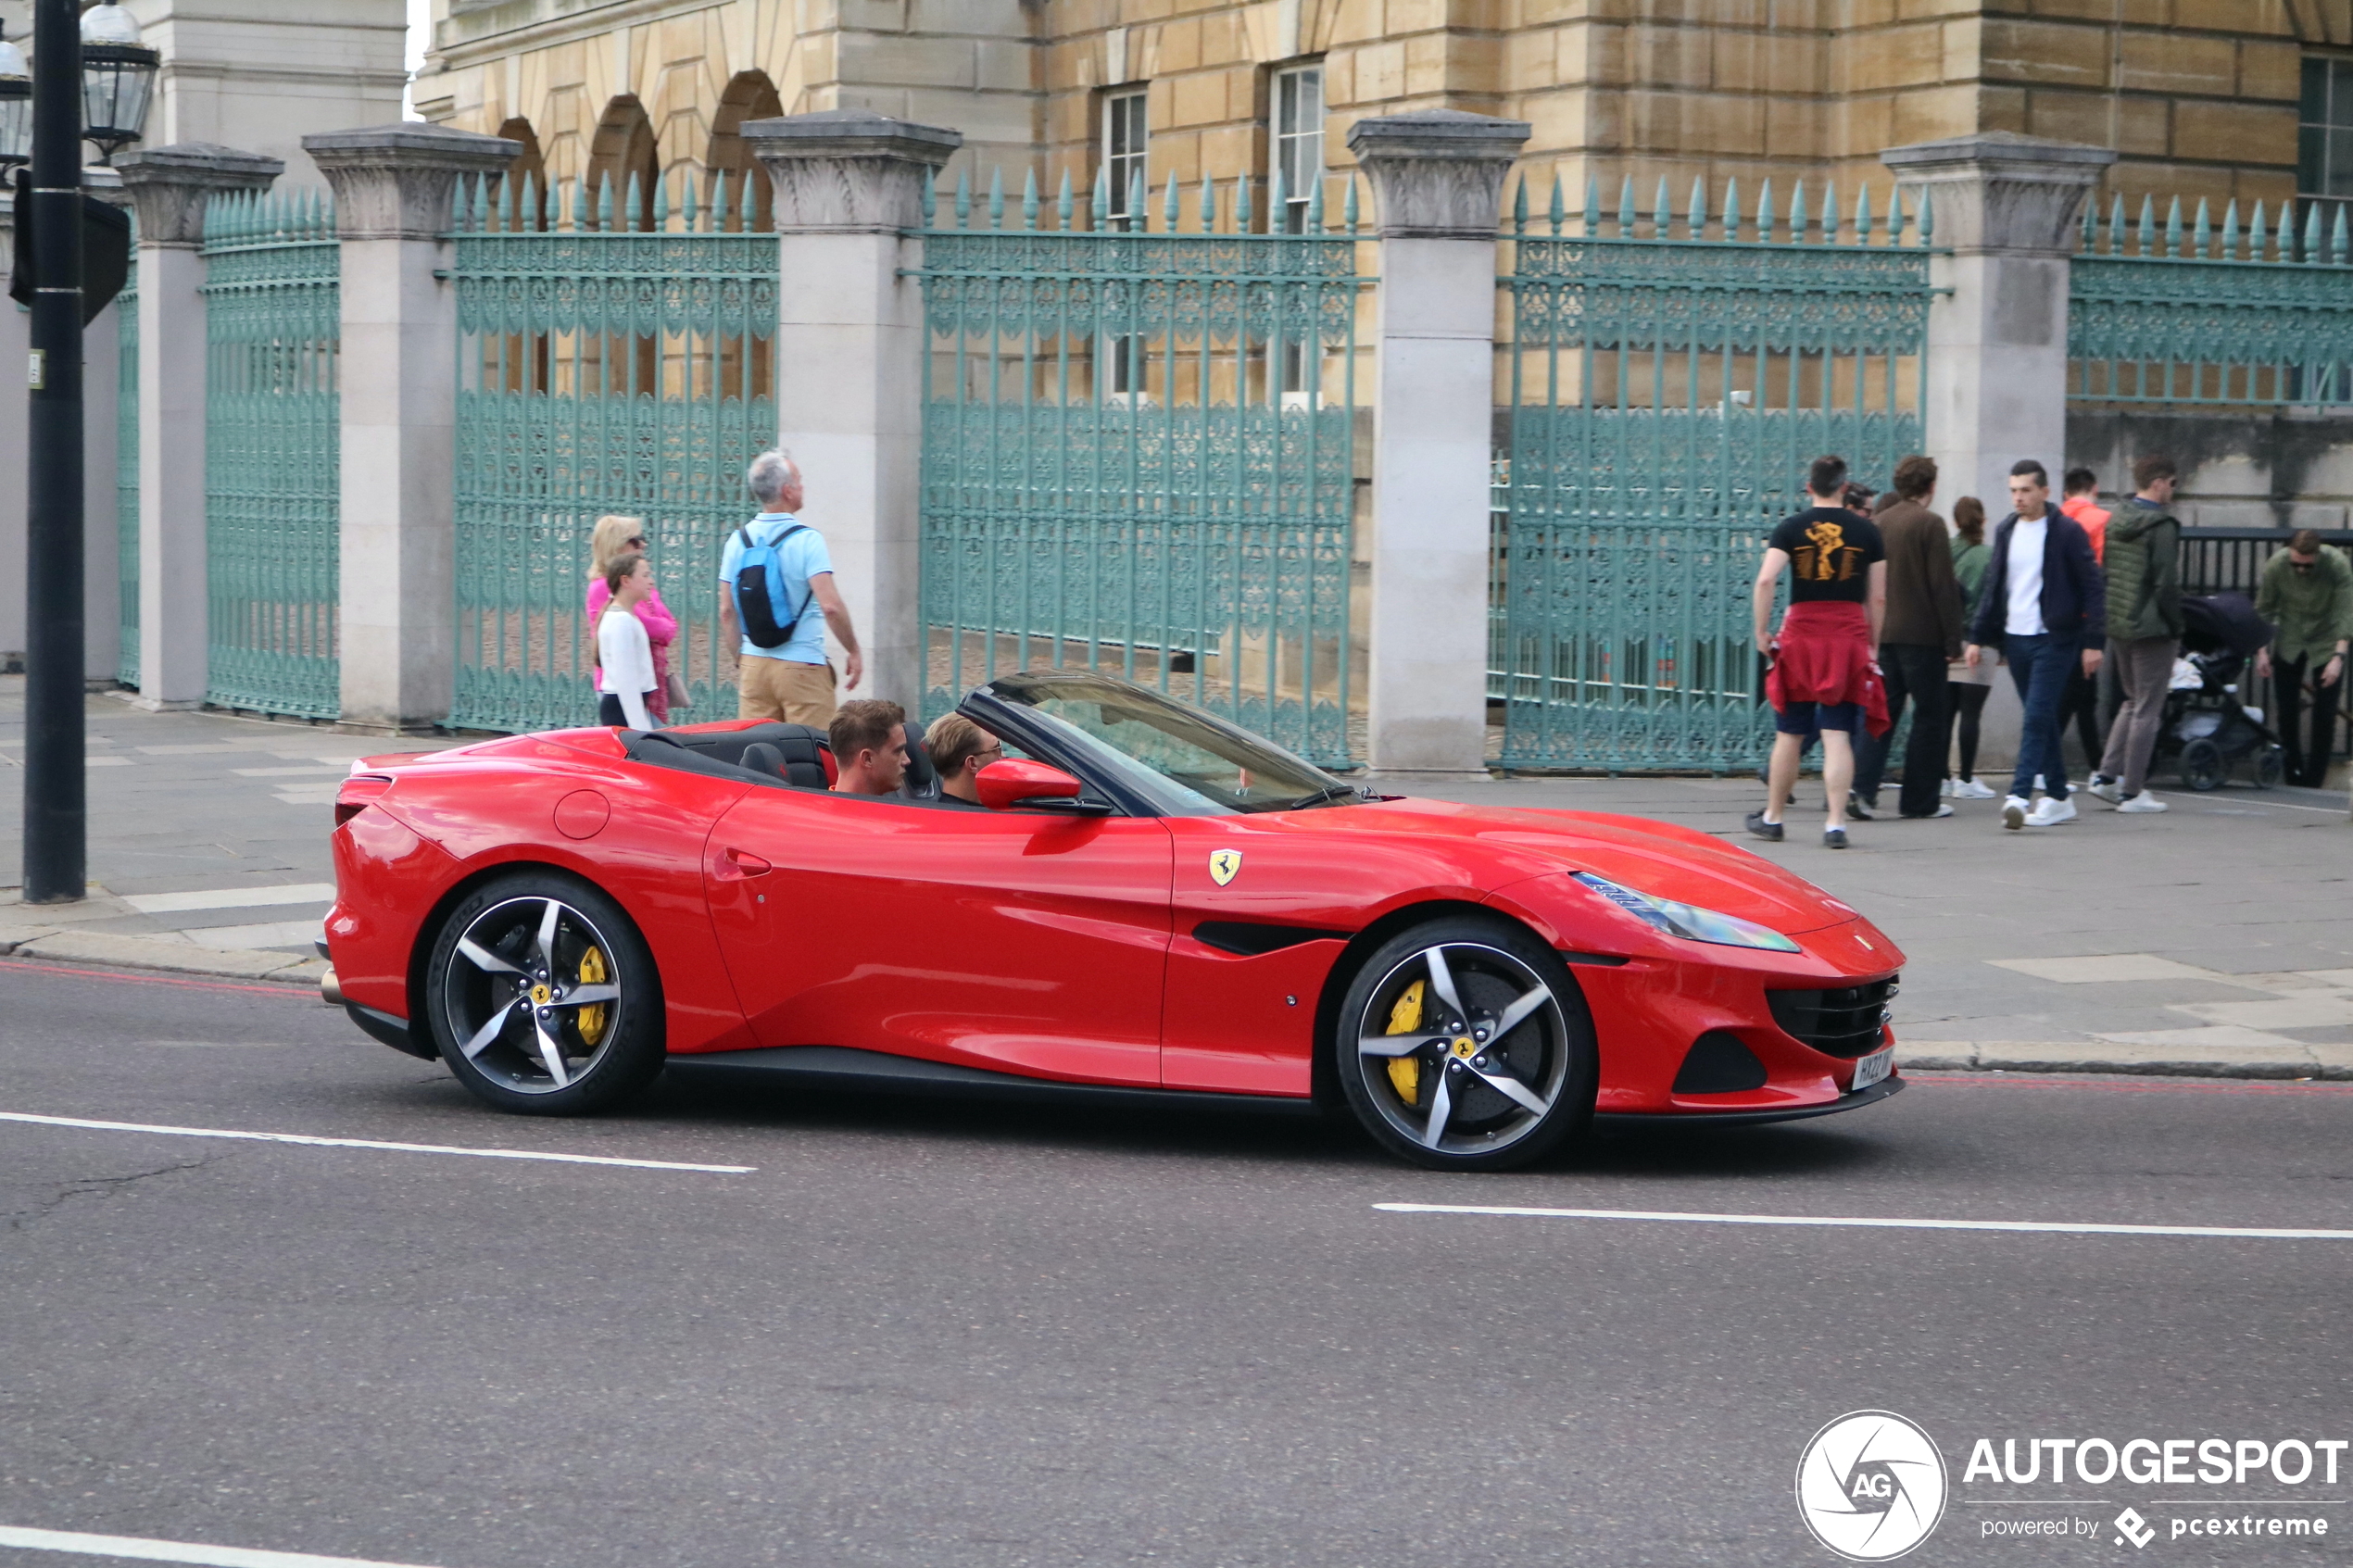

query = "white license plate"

[{"left": 1851, "top": 1047, "right": 1894, "bottom": 1092}]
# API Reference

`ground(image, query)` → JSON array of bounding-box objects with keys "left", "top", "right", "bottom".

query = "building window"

[
  {"left": 1271, "top": 64, "right": 1324, "bottom": 234},
  {"left": 1103, "top": 88, "right": 1148, "bottom": 228},
  {"left": 2300, "top": 57, "right": 2353, "bottom": 216}
]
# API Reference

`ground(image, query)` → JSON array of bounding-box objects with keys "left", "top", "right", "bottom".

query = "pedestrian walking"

[
  {"left": 718, "top": 450, "right": 864, "bottom": 728},
  {"left": 1747, "top": 455, "right": 1889, "bottom": 850},
  {"left": 2055, "top": 467, "right": 2112, "bottom": 775},
  {"left": 586, "top": 515, "right": 680, "bottom": 723},
  {"left": 1853, "top": 456, "right": 1963, "bottom": 821},
  {"left": 2085, "top": 456, "right": 2184, "bottom": 815},
  {"left": 1965, "top": 460, "right": 2105, "bottom": 829},
  {"left": 596, "top": 552, "right": 661, "bottom": 731},
  {"left": 1942, "top": 497, "right": 1998, "bottom": 799},
  {"left": 2254, "top": 528, "right": 2353, "bottom": 788}
]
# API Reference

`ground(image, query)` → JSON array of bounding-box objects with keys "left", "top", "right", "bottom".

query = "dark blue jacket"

[{"left": 1969, "top": 504, "right": 2106, "bottom": 646}]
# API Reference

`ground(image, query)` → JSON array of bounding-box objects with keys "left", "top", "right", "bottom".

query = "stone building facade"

[{"left": 411, "top": 1, "right": 2353, "bottom": 217}]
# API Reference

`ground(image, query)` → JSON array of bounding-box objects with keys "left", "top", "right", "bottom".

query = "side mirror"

[{"left": 976, "top": 758, "right": 1102, "bottom": 813}]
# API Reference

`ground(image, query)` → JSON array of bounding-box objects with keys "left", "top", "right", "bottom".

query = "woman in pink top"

[{"left": 586, "top": 514, "right": 680, "bottom": 721}]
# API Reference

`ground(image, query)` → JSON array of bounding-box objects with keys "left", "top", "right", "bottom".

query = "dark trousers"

[
  {"left": 2003, "top": 633, "right": 2081, "bottom": 799},
  {"left": 1945, "top": 682, "right": 1992, "bottom": 780},
  {"left": 1855, "top": 644, "right": 1952, "bottom": 816},
  {"left": 2273, "top": 654, "right": 2346, "bottom": 788},
  {"left": 2058, "top": 653, "right": 2105, "bottom": 771}
]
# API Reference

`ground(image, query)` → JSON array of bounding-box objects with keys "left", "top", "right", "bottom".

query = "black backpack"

[{"left": 731, "top": 521, "right": 812, "bottom": 649}]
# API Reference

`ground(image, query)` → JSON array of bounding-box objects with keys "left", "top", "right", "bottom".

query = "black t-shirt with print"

[{"left": 1769, "top": 508, "right": 1885, "bottom": 603}]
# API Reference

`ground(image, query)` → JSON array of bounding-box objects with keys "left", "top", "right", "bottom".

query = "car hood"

[{"left": 1302, "top": 799, "right": 1864, "bottom": 935}]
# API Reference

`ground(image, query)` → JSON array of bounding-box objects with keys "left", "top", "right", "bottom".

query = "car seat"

[
  {"left": 737, "top": 734, "right": 830, "bottom": 789},
  {"left": 900, "top": 726, "right": 940, "bottom": 801}
]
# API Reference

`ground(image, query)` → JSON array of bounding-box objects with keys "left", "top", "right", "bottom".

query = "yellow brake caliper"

[
  {"left": 1384, "top": 979, "right": 1427, "bottom": 1105},
  {"left": 575, "top": 946, "right": 609, "bottom": 1046}
]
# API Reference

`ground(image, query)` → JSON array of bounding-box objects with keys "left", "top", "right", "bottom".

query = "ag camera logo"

[{"left": 1796, "top": 1411, "right": 1949, "bottom": 1561}]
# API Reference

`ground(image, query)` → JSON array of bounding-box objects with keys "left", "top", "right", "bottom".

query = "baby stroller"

[{"left": 2149, "top": 594, "right": 2286, "bottom": 791}]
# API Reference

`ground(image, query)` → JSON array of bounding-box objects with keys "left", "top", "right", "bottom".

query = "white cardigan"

[{"left": 597, "top": 606, "right": 658, "bottom": 730}]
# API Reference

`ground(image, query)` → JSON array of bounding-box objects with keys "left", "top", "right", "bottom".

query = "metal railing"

[
  {"left": 2070, "top": 194, "right": 2353, "bottom": 407},
  {"left": 2178, "top": 526, "right": 2353, "bottom": 596},
  {"left": 1491, "top": 176, "right": 1934, "bottom": 771},
  {"left": 201, "top": 190, "right": 340, "bottom": 719},
  {"left": 912, "top": 168, "right": 1369, "bottom": 768},
  {"left": 446, "top": 170, "right": 777, "bottom": 735}
]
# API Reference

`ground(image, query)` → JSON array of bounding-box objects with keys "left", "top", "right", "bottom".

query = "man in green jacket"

[
  {"left": 2088, "top": 455, "right": 2183, "bottom": 814},
  {"left": 2256, "top": 527, "right": 2353, "bottom": 788}
]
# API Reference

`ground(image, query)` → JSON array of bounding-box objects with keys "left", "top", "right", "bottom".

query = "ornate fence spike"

[
  {"left": 496, "top": 170, "right": 514, "bottom": 232},
  {"left": 1022, "top": 166, "right": 1038, "bottom": 231},
  {"left": 1193, "top": 171, "right": 1211, "bottom": 232},
  {"left": 566, "top": 178, "right": 584, "bottom": 233},
  {"left": 2221, "top": 199, "right": 2239, "bottom": 259},
  {"left": 2135, "top": 194, "right": 2155, "bottom": 257},
  {"left": 2080, "top": 193, "right": 2096, "bottom": 252},
  {"left": 1889, "top": 183, "right": 1906, "bottom": 245},
  {"left": 2334, "top": 206, "right": 2349, "bottom": 266},
  {"left": 1689, "top": 176, "right": 1707, "bottom": 242},
  {"left": 1855, "top": 183, "right": 1872, "bottom": 245},
  {"left": 1652, "top": 175, "right": 1671, "bottom": 239},
  {"left": 1342, "top": 171, "right": 1358, "bottom": 232},
  {"left": 956, "top": 169, "right": 973, "bottom": 229},
  {"left": 1580, "top": 175, "right": 1598, "bottom": 236},
  {"left": 1306, "top": 169, "right": 1325, "bottom": 230},
  {"left": 1130, "top": 168, "right": 1150, "bottom": 230},
  {"left": 1059, "top": 168, "right": 1076, "bottom": 231},
  {"left": 1791, "top": 181, "right": 1810, "bottom": 244},
  {"left": 987, "top": 166, "right": 1004, "bottom": 229},
  {"left": 598, "top": 177, "right": 615, "bottom": 232},
  {"left": 1088, "top": 166, "right": 1106, "bottom": 230},
  {"left": 1615, "top": 174, "right": 1635, "bottom": 238},
  {"left": 685, "top": 169, "right": 702, "bottom": 231},
  {"left": 1511, "top": 173, "right": 1528, "bottom": 235},
  {"left": 654, "top": 169, "right": 671, "bottom": 231},
  {"left": 2248, "top": 199, "right": 2268, "bottom": 262},
  {"left": 1546, "top": 171, "right": 1564, "bottom": 235},
  {"left": 1723, "top": 176, "right": 1742, "bottom": 243},
  {"left": 2304, "top": 198, "right": 2324, "bottom": 264},
  {"left": 1201, "top": 169, "right": 1217, "bottom": 230},
  {"left": 1822, "top": 181, "right": 1839, "bottom": 243},
  {"left": 1757, "top": 178, "right": 1776, "bottom": 243},
  {"left": 1234, "top": 169, "right": 1251, "bottom": 231},
  {"left": 1917, "top": 185, "right": 1933, "bottom": 244},
  {"left": 2163, "top": 194, "right": 2182, "bottom": 258},
  {"left": 2192, "top": 197, "right": 2209, "bottom": 258}
]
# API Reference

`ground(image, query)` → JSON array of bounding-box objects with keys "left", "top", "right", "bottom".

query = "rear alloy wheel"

[
  {"left": 1335, "top": 916, "right": 1597, "bottom": 1172},
  {"left": 424, "top": 872, "right": 665, "bottom": 1115}
]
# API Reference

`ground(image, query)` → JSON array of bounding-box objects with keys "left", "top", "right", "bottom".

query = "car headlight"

[{"left": 1571, "top": 872, "right": 1801, "bottom": 953}]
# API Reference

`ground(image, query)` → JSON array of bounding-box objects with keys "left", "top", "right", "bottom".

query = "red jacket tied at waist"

[{"left": 1766, "top": 600, "right": 1891, "bottom": 738}]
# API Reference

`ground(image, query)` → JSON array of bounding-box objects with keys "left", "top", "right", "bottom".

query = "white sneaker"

[
  {"left": 1951, "top": 777, "right": 1997, "bottom": 799},
  {"left": 2026, "top": 795, "right": 2078, "bottom": 826},
  {"left": 2117, "top": 790, "right": 2168, "bottom": 813},
  {"left": 2086, "top": 775, "right": 2122, "bottom": 805},
  {"left": 2002, "top": 795, "right": 2029, "bottom": 829}
]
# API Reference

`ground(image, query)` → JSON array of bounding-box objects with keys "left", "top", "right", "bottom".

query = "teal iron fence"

[
  {"left": 1493, "top": 177, "right": 1932, "bottom": 771},
  {"left": 2071, "top": 194, "right": 2353, "bottom": 406},
  {"left": 201, "top": 190, "right": 340, "bottom": 718},
  {"left": 117, "top": 245, "right": 138, "bottom": 687},
  {"left": 447, "top": 172, "right": 776, "bottom": 734},
  {"left": 912, "top": 169, "right": 1369, "bottom": 766}
]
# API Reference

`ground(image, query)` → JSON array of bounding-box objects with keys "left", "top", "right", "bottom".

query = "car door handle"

[{"left": 723, "top": 847, "right": 772, "bottom": 878}]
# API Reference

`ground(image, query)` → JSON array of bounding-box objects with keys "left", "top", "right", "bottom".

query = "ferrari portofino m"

[{"left": 322, "top": 671, "right": 1904, "bottom": 1171}]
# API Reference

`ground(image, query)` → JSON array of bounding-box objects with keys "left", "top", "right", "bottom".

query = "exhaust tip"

[{"left": 321, "top": 967, "right": 344, "bottom": 1008}]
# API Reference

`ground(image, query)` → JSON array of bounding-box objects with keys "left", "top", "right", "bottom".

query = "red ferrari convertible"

[{"left": 323, "top": 671, "right": 1904, "bottom": 1171}]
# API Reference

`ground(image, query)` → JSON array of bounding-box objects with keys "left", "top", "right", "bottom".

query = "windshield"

[{"left": 980, "top": 673, "right": 1358, "bottom": 817}]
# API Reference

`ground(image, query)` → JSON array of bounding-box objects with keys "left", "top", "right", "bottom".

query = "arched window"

[
  {"left": 586, "top": 95, "right": 660, "bottom": 230},
  {"left": 707, "top": 70, "right": 784, "bottom": 232},
  {"left": 494, "top": 117, "right": 549, "bottom": 231}
]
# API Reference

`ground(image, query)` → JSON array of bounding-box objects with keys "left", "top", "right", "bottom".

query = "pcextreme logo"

[{"left": 1795, "top": 1411, "right": 1951, "bottom": 1562}]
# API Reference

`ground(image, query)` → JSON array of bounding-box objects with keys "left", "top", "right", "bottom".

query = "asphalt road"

[{"left": 3, "top": 960, "right": 2351, "bottom": 1568}]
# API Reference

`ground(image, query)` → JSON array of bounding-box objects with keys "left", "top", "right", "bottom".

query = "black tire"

[
  {"left": 2180, "top": 737, "right": 2227, "bottom": 792},
  {"left": 1333, "top": 914, "right": 1597, "bottom": 1172},
  {"left": 2254, "top": 747, "right": 2285, "bottom": 789},
  {"left": 422, "top": 870, "right": 666, "bottom": 1115}
]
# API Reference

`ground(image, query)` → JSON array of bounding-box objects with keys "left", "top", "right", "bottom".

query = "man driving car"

[
  {"left": 828, "top": 700, "right": 909, "bottom": 797},
  {"left": 925, "top": 713, "right": 1004, "bottom": 806}
]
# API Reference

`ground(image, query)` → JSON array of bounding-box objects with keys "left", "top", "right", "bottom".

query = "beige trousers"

[{"left": 736, "top": 657, "right": 837, "bottom": 727}]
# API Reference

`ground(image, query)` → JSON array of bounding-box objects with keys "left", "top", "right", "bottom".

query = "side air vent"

[
  {"left": 1192, "top": 921, "right": 1349, "bottom": 957},
  {"left": 1672, "top": 1032, "right": 1770, "bottom": 1094},
  {"left": 1767, "top": 976, "right": 1899, "bottom": 1060}
]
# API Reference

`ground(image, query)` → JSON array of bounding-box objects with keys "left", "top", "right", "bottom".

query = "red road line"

[
  {"left": 0, "top": 957, "right": 312, "bottom": 998},
  {"left": 1905, "top": 1070, "right": 2353, "bottom": 1098}
]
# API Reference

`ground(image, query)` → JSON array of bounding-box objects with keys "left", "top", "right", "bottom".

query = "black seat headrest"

[
  {"left": 900, "top": 723, "right": 940, "bottom": 800},
  {"left": 739, "top": 742, "right": 786, "bottom": 781}
]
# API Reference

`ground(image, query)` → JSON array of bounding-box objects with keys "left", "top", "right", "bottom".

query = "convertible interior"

[{"left": 621, "top": 721, "right": 981, "bottom": 808}]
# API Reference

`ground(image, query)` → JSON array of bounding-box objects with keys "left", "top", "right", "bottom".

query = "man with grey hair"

[{"left": 718, "top": 450, "right": 863, "bottom": 725}]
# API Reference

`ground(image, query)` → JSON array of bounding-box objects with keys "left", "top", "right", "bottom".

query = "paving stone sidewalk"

[{"left": 5, "top": 676, "right": 2350, "bottom": 1076}]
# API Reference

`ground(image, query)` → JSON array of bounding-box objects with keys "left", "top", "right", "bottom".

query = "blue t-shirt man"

[{"left": 718, "top": 512, "right": 834, "bottom": 665}]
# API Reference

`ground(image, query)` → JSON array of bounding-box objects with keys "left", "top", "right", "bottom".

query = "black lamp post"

[{"left": 18, "top": 0, "right": 154, "bottom": 906}]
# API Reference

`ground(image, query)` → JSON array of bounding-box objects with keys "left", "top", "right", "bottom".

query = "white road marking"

[
  {"left": 0, "top": 1111, "right": 754, "bottom": 1174},
  {"left": 123, "top": 884, "right": 337, "bottom": 916},
  {"left": 1373, "top": 1202, "right": 2353, "bottom": 1240},
  {"left": 0, "top": 1524, "right": 447, "bottom": 1567}
]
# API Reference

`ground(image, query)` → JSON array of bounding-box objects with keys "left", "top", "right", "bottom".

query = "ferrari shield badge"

[{"left": 1208, "top": 848, "right": 1242, "bottom": 886}]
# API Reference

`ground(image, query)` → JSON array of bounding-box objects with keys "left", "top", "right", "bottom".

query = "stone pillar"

[
  {"left": 744, "top": 109, "right": 961, "bottom": 714},
  {"left": 1881, "top": 132, "right": 2117, "bottom": 513},
  {"left": 1346, "top": 110, "right": 1529, "bottom": 774},
  {"left": 306, "top": 123, "right": 517, "bottom": 734},
  {"left": 80, "top": 169, "right": 130, "bottom": 687},
  {"left": 117, "top": 143, "right": 284, "bottom": 710}
]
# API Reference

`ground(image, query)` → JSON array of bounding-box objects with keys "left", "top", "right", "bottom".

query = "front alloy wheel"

[
  {"left": 425, "top": 873, "right": 664, "bottom": 1114},
  {"left": 1336, "top": 917, "right": 1596, "bottom": 1172}
]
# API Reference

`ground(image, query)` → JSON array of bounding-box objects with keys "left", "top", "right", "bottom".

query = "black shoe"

[
  {"left": 1846, "top": 790, "right": 1876, "bottom": 821},
  {"left": 1823, "top": 826, "right": 1849, "bottom": 849},
  {"left": 1745, "top": 811, "right": 1784, "bottom": 843}
]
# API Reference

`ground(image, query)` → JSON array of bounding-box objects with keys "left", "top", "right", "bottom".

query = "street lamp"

[
  {"left": 75, "top": 5, "right": 157, "bottom": 166},
  {"left": 0, "top": 30, "right": 30, "bottom": 171}
]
